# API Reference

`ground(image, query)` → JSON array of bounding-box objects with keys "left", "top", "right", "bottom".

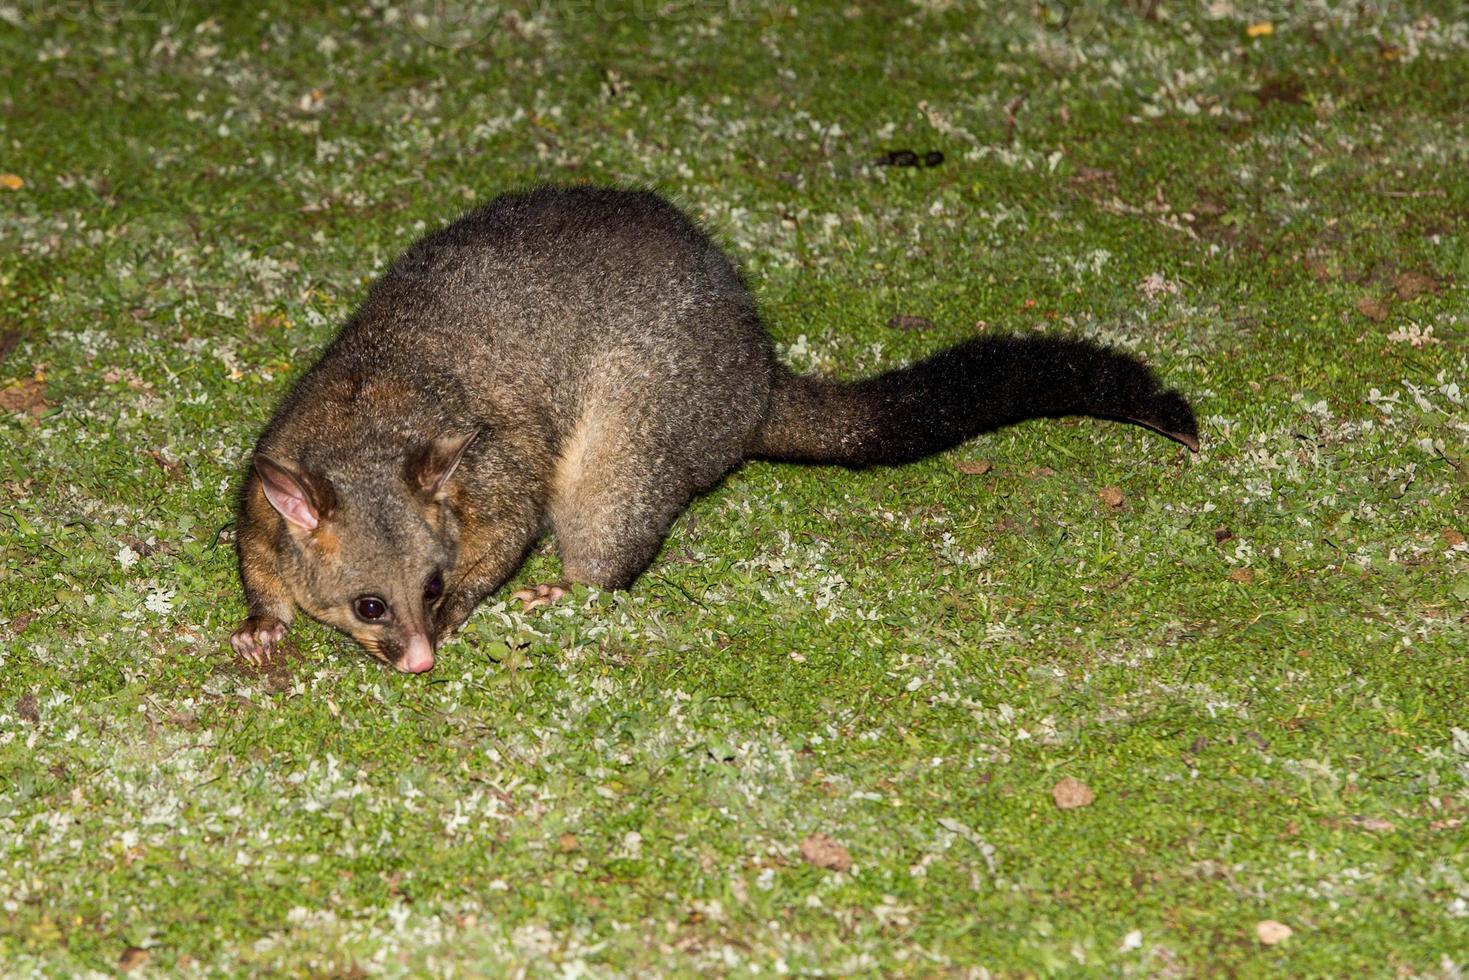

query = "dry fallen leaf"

[
  {"left": 249, "top": 309, "right": 292, "bottom": 332},
  {"left": 1228, "top": 568, "right": 1255, "bottom": 585},
  {"left": 1255, "top": 919, "right": 1292, "bottom": 945},
  {"left": 1098, "top": 485, "right": 1125, "bottom": 508},
  {"left": 1213, "top": 526, "right": 1234, "bottom": 544},
  {"left": 955, "top": 459, "right": 992, "bottom": 476},
  {"left": 799, "top": 833, "right": 852, "bottom": 872},
  {"left": 0, "top": 174, "right": 24, "bottom": 191},
  {"left": 1070, "top": 166, "right": 1115, "bottom": 187},
  {"left": 147, "top": 450, "right": 183, "bottom": 478},
  {"left": 0, "top": 378, "right": 53, "bottom": 415},
  {"left": 15, "top": 693, "right": 39, "bottom": 723},
  {"left": 887, "top": 314, "right": 933, "bottom": 332},
  {"left": 1255, "top": 74, "right": 1306, "bottom": 107},
  {"left": 118, "top": 947, "right": 150, "bottom": 971},
  {"left": 1355, "top": 295, "right": 1390, "bottom": 322},
  {"left": 1393, "top": 270, "right": 1439, "bottom": 301},
  {"left": 1051, "top": 776, "right": 1095, "bottom": 810},
  {"left": 1347, "top": 815, "right": 1396, "bottom": 833},
  {"left": 1442, "top": 528, "right": 1465, "bottom": 548},
  {"left": 1300, "top": 256, "right": 1332, "bottom": 282},
  {"left": 0, "top": 330, "right": 20, "bottom": 367},
  {"left": 558, "top": 833, "right": 580, "bottom": 853}
]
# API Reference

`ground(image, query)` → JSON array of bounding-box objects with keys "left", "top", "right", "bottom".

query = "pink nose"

[{"left": 394, "top": 634, "right": 435, "bottom": 674}]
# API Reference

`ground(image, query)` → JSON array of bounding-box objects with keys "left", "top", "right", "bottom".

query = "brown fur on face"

[{"left": 239, "top": 448, "right": 460, "bottom": 664}]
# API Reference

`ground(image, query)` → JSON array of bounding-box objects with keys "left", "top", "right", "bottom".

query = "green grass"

[{"left": 2, "top": 1, "right": 1467, "bottom": 974}]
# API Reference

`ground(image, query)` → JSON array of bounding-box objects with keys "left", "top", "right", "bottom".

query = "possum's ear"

[
  {"left": 404, "top": 430, "right": 480, "bottom": 501},
  {"left": 255, "top": 455, "right": 333, "bottom": 530}
]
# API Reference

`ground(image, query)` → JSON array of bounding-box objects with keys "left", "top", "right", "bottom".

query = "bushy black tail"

[{"left": 751, "top": 335, "right": 1198, "bottom": 466}]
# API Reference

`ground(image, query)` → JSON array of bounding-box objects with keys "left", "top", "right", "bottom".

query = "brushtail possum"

[{"left": 234, "top": 186, "right": 1198, "bottom": 673}]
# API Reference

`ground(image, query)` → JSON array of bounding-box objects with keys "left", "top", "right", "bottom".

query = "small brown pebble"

[
  {"left": 1051, "top": 776, "right": 1095, "bottom": 810},
  {"left": 1228, "top": 568, "right": 1255, "bottom": 585},
  {"left": 1255, "top": 920, "right": 1292, "bottom": 945},
  {"left": 886, "top": 313, "right": 933, "bottom": 331},
  {"left": 1188, "top": 736, "right": 1210, "bottom": 754},
  {"left": 119, "top": 947, "right": 150, "bottom": 971},
  {"left": 955, "top": 459, "right": 993, "bottom": 475},
  {"left": 1098, "top": 485, "right": 1125, "bottom": 508},
  {"left": 1443, "top": 528, "right": 1465, "bottom": 548},
  {"left": 558, "top": 833, "right": 580, "bottom": 853},
  {"left": 799, "top": 832, "right": 852, "bottom": 872},
  {"left": 121, "top": 535, "right": 157, "bottom": 557},
  {"left": 1355, "top": 295, "right": 1390, "bottom": 322}
]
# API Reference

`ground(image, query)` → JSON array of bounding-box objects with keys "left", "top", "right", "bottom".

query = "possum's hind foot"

[
  {"left": 511, "top": 583, "right": 568, "bottom": 612},
  {"left": 231, "top": 615, "right": 288, "bottom": 664}
]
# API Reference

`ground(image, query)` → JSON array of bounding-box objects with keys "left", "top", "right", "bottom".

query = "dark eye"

[
  {"left": 423, "top": 570, "right": 444, "bottom": 603},
  {"left": 354, "top": 596, "right": 389, "bottom": 621}
]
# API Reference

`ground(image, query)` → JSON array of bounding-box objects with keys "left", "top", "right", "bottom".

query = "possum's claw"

[
  {"left": 231, "top": 616, "right": 288, "bottom": 664},
  {"left": 511, "top": 583, "right": 568, "bottom": 612}
]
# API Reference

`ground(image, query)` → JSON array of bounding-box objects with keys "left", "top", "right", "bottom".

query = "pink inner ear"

[{"left": 261, "top": 475, "right": 319, "bottom": 530}]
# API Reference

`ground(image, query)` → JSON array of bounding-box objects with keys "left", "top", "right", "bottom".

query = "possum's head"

[{"left": 252, "top": 432, "right": 478, "bottom": 674}]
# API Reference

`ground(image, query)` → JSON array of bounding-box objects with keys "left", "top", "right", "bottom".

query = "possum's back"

[{"left": 340, "top": 186, "right": 771, "bottom": 424}]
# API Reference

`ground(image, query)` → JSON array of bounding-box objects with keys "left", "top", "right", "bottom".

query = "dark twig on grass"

[{"left": 1003, "top": 94, "right": 1028, "bottom": 145}]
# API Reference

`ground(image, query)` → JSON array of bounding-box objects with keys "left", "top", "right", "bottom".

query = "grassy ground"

[{"left": 2, "top": 0, "right": 1467, "bottom": 974}]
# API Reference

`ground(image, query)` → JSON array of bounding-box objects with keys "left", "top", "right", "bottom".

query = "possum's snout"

[{"left": 393, "top": 633, "right": 435, "bottom": 673}]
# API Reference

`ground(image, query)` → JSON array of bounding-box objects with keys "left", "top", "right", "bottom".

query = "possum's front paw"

[
  {"left": 511, "top": 583, "right": 568, "bottom": 612},
  {"left": 231, "top": 616, "right": 287, "bottom": 665}
]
